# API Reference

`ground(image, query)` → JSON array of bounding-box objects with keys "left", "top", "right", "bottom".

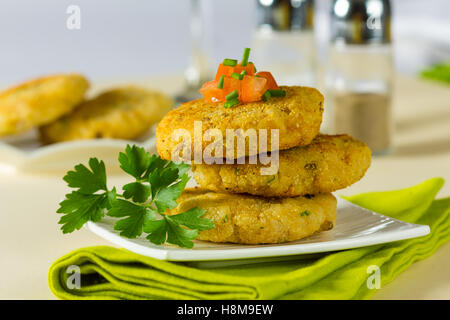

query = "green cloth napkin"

[
  {"left": 421, "top": 63, "right": 450, "bottom": 84},
  {"left": 49, "top": 178, "right": 450, "bottom": 300}
]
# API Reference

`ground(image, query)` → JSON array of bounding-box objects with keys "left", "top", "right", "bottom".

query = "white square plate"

[{"left": 87, "top": 198, "right": 430, "bottom": 264}]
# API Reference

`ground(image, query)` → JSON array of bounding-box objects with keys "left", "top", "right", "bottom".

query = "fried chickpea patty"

[
  {"left": 165, "top": 188, "right": 336, "bottom": 244},
  {"left": 40, "top": 86, "right": 173, "bottom": 143},
  {"left": 0, "top": 74, "right": 89, "bottom": 136},
  {"left": 156, "top": 86, "right": 324, "bottom": 160},
  {"left": 192, "top": 134, "right": 371, "bottom": 197}
]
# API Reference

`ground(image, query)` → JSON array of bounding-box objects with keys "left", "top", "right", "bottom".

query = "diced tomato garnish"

[
  {"left": 214, "top": 64, "right": 235, "bottom": 80},
  {"left": 240, "top": 75, "right": 267, "bottom": 103},
  {"left": 215, "top": 62, "right": 256, "bottom": 80},
  {"left": 204, "top": 53, "right": 282, "bottom": 105},
  {"left": 200, "top": 80, "right": 225, "bottom": 102},
  {"left": 223, "top": 76, "right": 241, "bottom": 96},
  {"left": 256, "top": 71, "right": 278, "bottom": 89},
  {"left": 234, "top": 62, "right": 256, "bottom": 76},
  {"left": 200, "top": 76, "right": 242, "bottom": 102}
]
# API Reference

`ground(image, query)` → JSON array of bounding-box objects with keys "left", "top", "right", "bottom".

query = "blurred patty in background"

[{"left": 0, "top": 74, "right": 173, "bottom": 144}]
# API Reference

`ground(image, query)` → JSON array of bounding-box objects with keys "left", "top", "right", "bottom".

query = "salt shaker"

[
  {"left": 252, "top": 0, "right": 317, "bottom": 86},
  {"left": 327, "top": 0, "right": 393, "bottom": 154}
]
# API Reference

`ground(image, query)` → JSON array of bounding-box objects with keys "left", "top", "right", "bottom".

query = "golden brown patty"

[
  {"left": 165, "top": 188, "right": 337, "bottom": 244},
  {"left": 192, "top": 134, "right": 371, "bottom": 197},
  {"left": 39, "top": 86, "right": 173, "bottom": 143},
  {"left": 0, "top": 74, "right": 89, "bottom": 136},
  {"left": 156, "top": 86, "right": 324, "bottom": 160}
]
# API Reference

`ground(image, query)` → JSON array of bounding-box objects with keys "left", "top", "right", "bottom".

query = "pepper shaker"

[{"left": 327, "top": 0, "right": 393, "bottom": 154}]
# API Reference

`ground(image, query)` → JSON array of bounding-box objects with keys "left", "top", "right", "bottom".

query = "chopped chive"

[
  {"left": 224, "top": 98, "right": 239, "bottom": 108},
  {"left": 223, "top": 58, "right": 237, "bottom": 66},
  {"left": 217, "top": 75, "right": 225, "bottom": 89},
  {"left": 261, "top": 90, "right": 271, "bottom": 101},
  {"left": 224, "top": 215, "right": 228, "bottom": 223},
  {"left": 240, "top": 70, "right": 247, "bottom": 76},
  {"left": 241, "top": 48, "right": 251, "bottom": 66},
  {"left": 304, "top": 162, "right": 317, "bottom": 170},
  {"left": 226, "top": 89, "right": 239, "bottom": 101},
  {"left": 301, "top": 210, "right": 311, "bottom": 217},
  {"left": 268, "top": 89, "right": 286, "bottom": 97},
  {"left": 231, "top": 72, "right": 243, "bottom": 80},
  {"left": 254, "top": 74, "right": 260, "bottom": 77},
  {"left": 249, "top": 62, "right": 257, "bottom": 72}
]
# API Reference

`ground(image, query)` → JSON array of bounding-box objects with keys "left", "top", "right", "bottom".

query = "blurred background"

[{"left": 0, "top": 0, "right": 449, "bottom": 83}]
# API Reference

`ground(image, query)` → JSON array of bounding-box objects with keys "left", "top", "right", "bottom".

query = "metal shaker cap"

[
  {"left": 256, "top": 0, "right": 314, "bottom": 31},
  {"left": 330, "top": 0, "right": 391, "bottom": 44}
]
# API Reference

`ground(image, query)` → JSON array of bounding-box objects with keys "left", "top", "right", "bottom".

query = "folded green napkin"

[
  {"left": 49, "top": 178, "right": 449, "bottom": 300},
  {"left": 421, "top": 63, "right": 450, "bottom": 84}
]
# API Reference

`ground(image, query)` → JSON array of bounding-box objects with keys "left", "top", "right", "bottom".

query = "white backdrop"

[{"left": 0, "top": 0, "right": 448, "bottom": 86}]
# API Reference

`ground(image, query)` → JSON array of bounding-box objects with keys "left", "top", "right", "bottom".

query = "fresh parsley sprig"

[{"left": 57, "top": 145, "right": 214, "bottom": 248}]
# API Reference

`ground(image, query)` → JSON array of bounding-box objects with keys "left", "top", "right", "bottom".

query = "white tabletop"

[{"left": 0, "top": 75, "right": 449, "bottom": 299}]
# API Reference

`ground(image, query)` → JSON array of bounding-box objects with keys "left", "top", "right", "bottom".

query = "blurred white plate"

[
  {"left": 87, "top": 198, "right": 430, "bottom": 263},
  {"left": 0, "top": 127, "right": 157, "bottom": 173}
]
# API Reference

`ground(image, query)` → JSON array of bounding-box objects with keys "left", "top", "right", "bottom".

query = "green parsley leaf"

[
  {"left": 104, "top": 187, "right": 117, "bottom": 209},
  {"left": 148, "top": 168, "right": 180, "bottom": 198},
  {"left": 166, "top": 161, "right": 191, "bottom": 178},
  {"left": 108, "top": 199, "right": 157, "bottom": 238},
  {"left": 170, "top": 207, "right": 214, "bottom": 231},
  {"left": 58, "top": 158, "right": 112, "bottom": 233},
  {"left": 144, "top": 219, "right": 168, "bottom": 245},
  {"left": 118, "top": 145, "right": 152, "bottom": 179},
  {"left": 144, "top": 215, "right": 198, "bottom": 249},
  {"left": 166, "top": 217, "right": 199, "bottom": 248},
  {"left": 57, "top": 192, "right": 107, "bottom": 233},
  {"left": 145, "top": 154, "right": 169, "bottom": 178},
  {"left": 122, "top": 182, "right": 151, "bottom": 203},
  {"left": 63, "top": 158, "right": 107, "bottom": 194},
  {"left": 153, "top": 174, "right": 190, "bottom": 212}
]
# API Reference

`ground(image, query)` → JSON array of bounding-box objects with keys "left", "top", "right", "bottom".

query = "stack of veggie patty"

[
  {"left": 157, "top": 48, "right": 371, "bottom": 245},
  {"left": 156, "top": 86, "right": 371, "bottom": 245}
]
